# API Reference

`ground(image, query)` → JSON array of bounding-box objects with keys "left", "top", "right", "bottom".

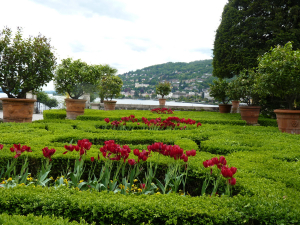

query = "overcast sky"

[{"left": 0, "top": 0, "right": 228, "bottom": 90}]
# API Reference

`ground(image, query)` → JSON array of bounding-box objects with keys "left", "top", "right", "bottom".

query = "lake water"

[{"left": 0, "top": 93, "right": 218, "bottom": 110}]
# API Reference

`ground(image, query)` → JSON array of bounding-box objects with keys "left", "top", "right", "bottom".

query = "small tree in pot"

[
  {"left": 230, "top": 69, "right": 261, "bottom": 124},
  {"left": 54, "top": 58, "right": 100, "bottom": 119},
  {"left": 98, "top": 75, "right": 123, "bottom": 110},
  {"left": 226, "top": 79, "right": 240, "bottom": 113},
  {"left": 209, "top": 79, "right": 232, "bottom": 113},
  {"left": 155, "top": 81, "right": 171, "bottom": 106},
  {"left": 256, "top": 42, "right": 300, "bottom": 133},
  {"left": 0, "top": 27, "right": 56, "bottom": 122},
  {"left": 97, "top": 64, "right": 118, "bottom": 103}
]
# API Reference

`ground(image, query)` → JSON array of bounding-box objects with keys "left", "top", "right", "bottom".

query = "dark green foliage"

[
  {"left": 213, "top": 0, "right": 300, "bottom": 78},
  {"left": 0, "top": 27, "right": 57, "bottom": 98},
  {"left": 37, "top": 91, "right": 58, "bottom": 109}
]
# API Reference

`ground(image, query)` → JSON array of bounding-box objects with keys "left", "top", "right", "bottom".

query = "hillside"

[{"left": 118, "top": 59, "right": 216, "bottom": 100}]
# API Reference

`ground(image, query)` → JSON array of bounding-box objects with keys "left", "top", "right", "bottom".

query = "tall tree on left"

[{"left": 0, "top": 27, "right": 57, "bottom": 98}]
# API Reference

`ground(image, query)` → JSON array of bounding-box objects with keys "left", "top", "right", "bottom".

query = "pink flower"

[
  {"left": 197, "top": 122, "right": 202, "bottom": 127},
  {"left": 104, "top": 118, "right": 110, "bottom": 123}
]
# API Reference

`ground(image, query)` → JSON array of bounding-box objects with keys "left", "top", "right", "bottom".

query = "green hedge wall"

[
  {"left": 0, "top": 110, "right": 299, "bottom": 224},
  {"left": 0, "top": 213, "right": 94, "bottom": 225},
  {"left": 0, "top": 186, "right": 299, "bottom": 225}
]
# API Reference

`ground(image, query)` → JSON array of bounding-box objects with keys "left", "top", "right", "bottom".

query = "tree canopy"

[
  {"left": 213, "top": 0, "right": 300, "bottom": 79},
  {"left": 0, "top": 27, "right": 56, "bottom": 98}
]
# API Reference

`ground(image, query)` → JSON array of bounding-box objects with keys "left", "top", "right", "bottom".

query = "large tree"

[{"left": 213, "top": 0, "right": 300, "bottom": 78}]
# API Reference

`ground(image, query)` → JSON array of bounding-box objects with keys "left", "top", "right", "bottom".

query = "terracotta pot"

[
  {"left": 274, "top": 109, "right": 300, "bottom": 134},
  {"left": 158, "top": 99, "right": 166, "bottom": 106},
  {"left": 104, "top": 100, "right": 117, "bottom": 110},
  {"left": 219, "top": 104, "right": 232, "bottom": 113},
  {"left": 239, "top": 106, "right": 261, "bottom": 125},
  {"left": 65, "top": 99, "right": 86, "bottom": 119},
  {"left": 231, "top": 100, "right": 240, "bottom": 113},
  {"left": 1, "top": 98, "right": 36, "bottom": 123}
]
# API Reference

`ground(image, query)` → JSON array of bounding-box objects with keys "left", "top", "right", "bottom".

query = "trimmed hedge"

[
  {"left": 0, "top": 213, "right": 94, "bottom": 225},
  {"left": 1, "top": 109, "right": 299, "bottom": 224},
  {"left": 0, "top": 186, "right": 299, "bottom": 225}
]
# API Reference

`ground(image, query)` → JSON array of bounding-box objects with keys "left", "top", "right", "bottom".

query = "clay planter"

[
  {"left": 158, "top": 98, "right": 166, "bottom": 106},
  {"left": 219, "top": 104, "right": 232, "bottom": 113},
  {"left": 104, "top": 100, "right": 117, "bottom": 110},
  {"left": 239, "top": 106, "right": 261, "bottom": 125},
  {"left": 231, "top": 100, "right": 240, "bottom": 113},
  {"left": 274, "top": 109, "right": 300, "bottom": 134},
  {"left": 65, "top": 99, "right": 86, "bottom": 119},
  {"left": 1, "top": 98, "right": 36, "bottom": 123}
]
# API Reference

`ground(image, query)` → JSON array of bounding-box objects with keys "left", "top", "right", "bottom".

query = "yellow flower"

[
  {"left": 50, "top": 177, "right": 54, "bottom": 180},
  {"left": 156, "top": 192, "right": 161, "bottom": 195},
  {"left": 79, "top": 180, "right": 84, "bottom": 183},
  {"left": 7, "top": 177, "right": 12, "bottom": 182},
  {"left": 27, "top": 177, "right": 33, "bottom": 181},
  {"left": 1, "top": 180, "right": 6, "bottom": 184},
  {"left": 27, "top": 173, "right": 31, "bottom": 177},
  {"left": 19, "top": 183, "right": 25, "bottom": 186},
  {"left": 138, "top": 188, "right": 142, "bottom": 192},
  {"left": 64, "top": 179, "right": 68, "bottom": 185},
  {"left": 134, "top": 179, "right": 138, "bottom": 182}
]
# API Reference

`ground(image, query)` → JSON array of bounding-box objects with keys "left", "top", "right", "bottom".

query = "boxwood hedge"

[{"left": 0, "top": 109, "right": 299, "bottom": 224}]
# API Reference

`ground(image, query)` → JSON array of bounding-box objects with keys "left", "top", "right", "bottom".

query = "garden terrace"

[{"left": 0, "top": 109, "right": 299, "bottom": 224}]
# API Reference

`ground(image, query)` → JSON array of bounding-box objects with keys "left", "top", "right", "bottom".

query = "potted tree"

[
  {"left": 209, "top": 79, "right": 232, "bottom": 113},
  {"left": 54, "top": 58, "right": 100, "bottom": 119},
  {"left": 99, "top": 75, "right": 123, "bottom": 110},
  {"left": 0, "top": 27, "right": 56, "bottom": 122},
  {"left": 155, "top": 81, "right": 172, "bottom": 106},
  {"left": 231, "top": 69, "right": 261, "bottom": 124},
  {"left": 226, "top": 79, "right": 240, "bottom": 113},
  {"left": 256, "top": 42, "right": 300, "bottom": 134},
  {"left": 98, "top": 64, "right": 118, "bottom": 103}
]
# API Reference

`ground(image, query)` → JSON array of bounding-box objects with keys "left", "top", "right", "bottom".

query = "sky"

[{"left": 0, "top": 0, "right": 228, "bottom": 90}]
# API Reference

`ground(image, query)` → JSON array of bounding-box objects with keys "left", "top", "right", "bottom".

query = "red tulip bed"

[{"left": 0, "top": 110, "right": 299, "bottom": 224}]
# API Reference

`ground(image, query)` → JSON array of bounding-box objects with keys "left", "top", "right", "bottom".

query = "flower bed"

[{"left": 0, "top": 110, "right": 299, "bottom": 224}]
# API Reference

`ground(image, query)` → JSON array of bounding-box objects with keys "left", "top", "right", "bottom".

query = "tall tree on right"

[{"left": 213, "top": 0, "right": 300, "bottom": 79}]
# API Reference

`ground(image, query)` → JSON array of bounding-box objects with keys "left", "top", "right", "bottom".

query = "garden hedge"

[{"left": 0, "top": 109, "right": 299, "bottom": 224}]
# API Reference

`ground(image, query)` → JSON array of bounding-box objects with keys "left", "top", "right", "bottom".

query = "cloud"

[
  {"left": 30, "top": 0, "right": 137, "bottom": 21},
  {"left": 0, "top": 0, "right": 228, "bottom": 90}
]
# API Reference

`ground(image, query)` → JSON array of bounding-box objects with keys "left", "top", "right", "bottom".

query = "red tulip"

[
  {"left": 128, "top": 159, "right": 136, "bottom": 166},
  {"left": 133, "top": 149, "right": 140, "bottom": 156},
  {"left": 140, "top": 183, "right": 146, "bottom": 189},
  {"left": 42, "top": 147, "right": 56, "bottom": 161},
  {"left": 228, "top": 177, "right": 236, "bottom": 186},
  {"left": 91, "top": 157, "right": 95, "bottom": 162},
  {"left": 221, "top": 166, "right": 233, "bottom": 178},
  {"left": 0, "top": 144, "right": 3, "bottom": 150},
  {"left": 230, "top": 167, "right": 237, "bottom": 175}
]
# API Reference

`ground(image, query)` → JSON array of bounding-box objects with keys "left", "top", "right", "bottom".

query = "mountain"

[{"left": 118, "top": 59, "right": 215, "bottom": 95}]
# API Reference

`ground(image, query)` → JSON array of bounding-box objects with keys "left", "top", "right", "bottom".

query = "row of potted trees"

[
  {"left": 0, "top": 27, "right": 123, "bottom": 121},
  {"left": 210, "top": 42, "right": 300, "bottom": 134}
]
